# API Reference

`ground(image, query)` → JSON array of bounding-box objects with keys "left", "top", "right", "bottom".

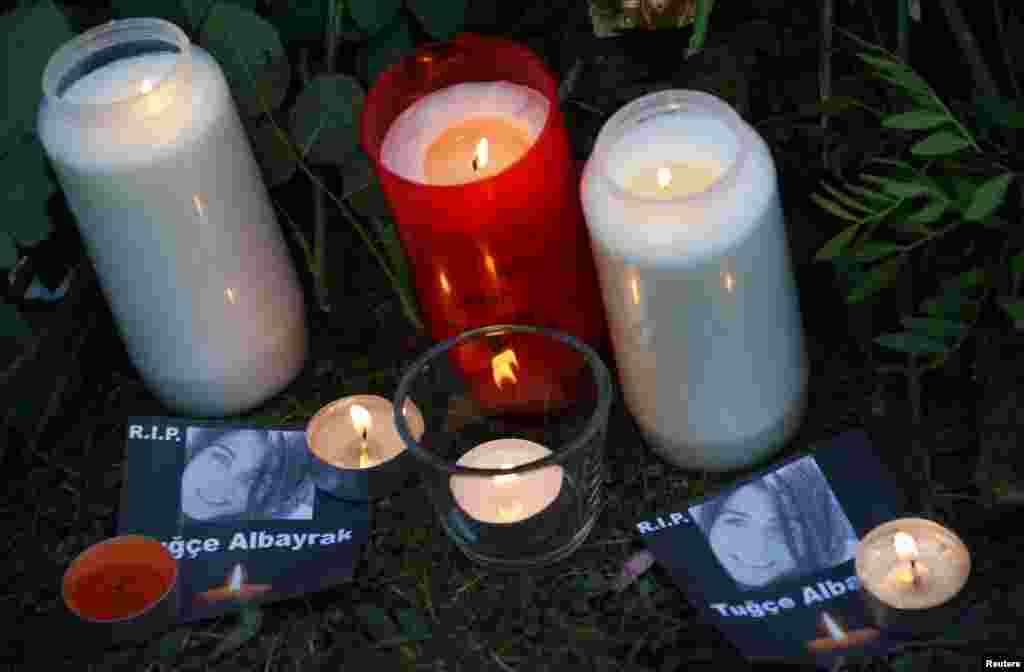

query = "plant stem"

[
  {"left": 992, "top": 0, "right": 1023, "bottom": 101},
  {"left": 820, "top": 0, "right": 834, "bottom": 174},
  {"left": 935, "top": 0, "right": 1001, "bottom": 101}
]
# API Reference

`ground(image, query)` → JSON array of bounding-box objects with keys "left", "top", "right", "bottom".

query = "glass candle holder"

[
  {"left": 37, "top": 18, "right": 307, "bottom": 416},
  {"left": 581, "top": 90, "right": 807, "bottom": 471},
  {"left": 394, "top": 325, "right": 612, "bottom": 570},
  {"left": 361, "top": 33, "right": 607, "bottom": 357}
]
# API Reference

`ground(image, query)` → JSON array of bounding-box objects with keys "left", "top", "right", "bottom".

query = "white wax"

[
  {"left": 581, "top": 90, "right": 807, "bottom": 471},
  {"left": 37, "top": 32, "right": 306, "bottom": 416},
  {"left": 307, "top": 395, "right": 425, "bottom": 469},
  {"left": 856, "top": 518, "right": 971, "bottom": 610},
  {"left": 450, "top": 438, "right": 563, "bottom": 524},
  {"left": 379, "top": 81, "right": 548, "bottom": 184}
]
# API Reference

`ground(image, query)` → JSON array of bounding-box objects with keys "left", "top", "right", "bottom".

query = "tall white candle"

[
  {"left": 37, "top": 19, "right": 306, "bottom": 416},
  {"left": 581, "top": 90, "right": 807, "bottom": 471}
]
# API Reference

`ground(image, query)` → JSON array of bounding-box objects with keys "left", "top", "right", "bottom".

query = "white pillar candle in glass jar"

[
  {"left": 581, "top": 90, "right": 807, "bottom": 471},
  {"left": 37, "top": 19, "right": 306, "bottom": 416}
]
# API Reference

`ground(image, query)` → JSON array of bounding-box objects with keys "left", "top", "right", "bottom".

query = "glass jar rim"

[
  {"left": 393, "top": 324, "right": 612, "bottom": 477},
  {"left": 590, "top": 89, "right": 751, "bottom": 207},
  {"left": 41, "top": 17, "right": 190, "bottom": 114}
]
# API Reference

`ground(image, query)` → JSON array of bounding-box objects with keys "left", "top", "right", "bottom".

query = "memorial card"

[
  {"left": 637, "top": 430, "right": 907, "bottom": 667},
  {"left": 118, "top": 417, "right": 371, "bottom": 624}
]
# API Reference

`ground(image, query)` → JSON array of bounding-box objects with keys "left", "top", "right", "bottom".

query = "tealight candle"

[
  {"left": 581, "top": 90, "right": 807, "bottom": 471},
  {"left": 855, "top": 518, "right": 971, "bottom": 635},
  {"left": 450, "top": 438, "right": 563, "bottom": 523},
  {"left": 307, "top": 394, "right": 424, "bottom": 500},
  {"left": 62, "top": 535, "right": 177, "bottom": 624}
]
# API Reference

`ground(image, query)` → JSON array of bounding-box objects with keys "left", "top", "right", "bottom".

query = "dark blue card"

[
  {"left": 637, "top": 430, "right": 907, "bottom": 667},
  {"left": 117, "top": 417, "right": 370, "bottom": 624}
]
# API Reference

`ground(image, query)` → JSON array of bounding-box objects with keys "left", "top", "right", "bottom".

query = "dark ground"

[{"left": 4, "top": 1, "right": 1024, "bottom": 670}]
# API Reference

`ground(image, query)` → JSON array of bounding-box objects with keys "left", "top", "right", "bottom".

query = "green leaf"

[
  {"left": 269, "top": 0, "right": 327, "bottom": 42},
  {"left": 910, "top": 131, "right": 971, "bottom": 157},
  {"left": 349, "top": 0, "right": 401, "bottom": 34},
  {"left": 963, "top": 173, "right": 1014, "bottom": 222},
  {"left": 360, "top": 14, "right": 414, "bottom": 84},
  {"left": 0, "top": 301, "right": 32, "bottom": 341},
  {"left": 853, "top": 241, "right": 904, "bottom": 262},
  {"left": 358, "top": 604, "right": 399, "bottom": 640},
  {"left": 1011, "top": 251, "right": 1024, "bottom": 283},
  {"left": 973, "top": 94, "right": 1015, "bottom": 131},
  {"left": 211, "top": 605, "right": 263, "bottom": 660},
  {"left": 999, "top": 299, "right": 1024, "bottom": 328},
  {"left": 874, "top": 331, "right": 948, "bottom": 354},
  {"left": 814, "top": 223, "right": 860, "bottom": 261},
  {"left": 811, "top": 193, "right": 862, "bottom": 222},
  {"left": 111, "top": 0, "right": 189, "bottom": 27},
  {"left": 899, "top": 317, "right": 967, "bottom": 341},
  {"left": 1, "top": 1, "right": 75, "bottom": 146},
  {"left": 290, "top": 74, "right": 364, "bottom": 164},
  {"left": 199, "top": 3, "right": 290, "bottom": 117},
  {"left": 950, "top": 268, "right": 987, "bottom": 290},
  {"left": 406, "top": 0, "right": 467, "bottom": 39},
  {"left": 882, "top": 109, "right": 949, "bottom": 130},
  {"left": 395, "top": 608, "right": 432, "bottom": 641},
  {"left": 860, "top": 174, "right": 929, "bottom": 198},
  {"left": 246, "top": 117, "right": 297, "bottom": 187},
  {"left": 846, "top": 183, "right": 897, "bottom": 207},
  {"left": 340, "top": 147, "right": 378, "bottom": 202},
  {"left": 0, "top": 233, "right": 16, "bottom": 268},
  {"left": 1, "top": 137, "right": 57, "bottom": 245},
  {"left": 906, "top": 199, "right": 948, "bottom": 225},
  {"left": 147, "top": 627, "right": 190, "bottom": 662},
  {"left": 847, "top": 256, "right": 903, "bottom": 304},
  {"left": 814, "top": 95, "right": 866, "bottom": 116},
  {"left": 856, "top": 52, "right": 907, "bottom": 73},
  {"left": 820, "top": 182, "right": 877, "bottom": 215}
]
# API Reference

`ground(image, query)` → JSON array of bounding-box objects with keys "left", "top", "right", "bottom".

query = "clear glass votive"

[{"left": 393, "top": 324, "right": 613, "bottom": 570}]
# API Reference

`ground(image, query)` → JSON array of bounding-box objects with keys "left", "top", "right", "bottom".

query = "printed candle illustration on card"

[{"left": 196, "top": 563, "right": 271, "bottom": 606}]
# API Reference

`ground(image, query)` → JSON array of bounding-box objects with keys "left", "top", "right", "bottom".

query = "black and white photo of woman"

[
  {"left": 690, "top": 456, "right": 858, "bottom": 591},
  {"left": 181, "top": 428, "right": 316, "bottom": 522}
]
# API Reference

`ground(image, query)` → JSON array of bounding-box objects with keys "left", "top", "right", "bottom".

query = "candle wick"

[{"left": 472, "top": 155, "right": 479, "bottom": 172}]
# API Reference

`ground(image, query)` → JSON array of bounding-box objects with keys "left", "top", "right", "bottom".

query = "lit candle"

[
  {"left": 450, "top": 439, "right": 563, "bottom": 524},
  {"left": 805, "top": 611, "right": 880, "bottom": 653},
  {"left": 855, "top": 518, "right": 971, "bottom": 634},
  {"left": 196, "top": 563, "right": 272, "bottom": 605},
  {"left": 361, "top": 34, "right": 608, "bottom": 390},
  {"left": 581, "top": 89, "right": 807, "bottom": 471},
  {"left": 37, "top": 19, "right": 306, "bottom": 416},
  {"left": 307, "top": 394, "right": 425, "bottom": 500},
  {"left": 62, "top": 535, "right": 177, "bottom": 623}
]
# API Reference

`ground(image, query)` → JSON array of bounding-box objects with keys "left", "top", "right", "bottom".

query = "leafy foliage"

[{"left": 813, "top": 36, "right": 1023, "bottom": 366}]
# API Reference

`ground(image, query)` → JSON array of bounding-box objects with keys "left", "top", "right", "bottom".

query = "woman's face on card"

[
  {"left": 707, "top": 484, "right": 797, "bottom": 588},
  {"left": 181, "top": 431, "right": 268, "bottom": 520}
]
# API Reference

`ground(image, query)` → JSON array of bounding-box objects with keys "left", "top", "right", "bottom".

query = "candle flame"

[
  {"left": 657, "top": 166, "right": 672, "bottom": 190},
  {"left": 496, "top": 501, "right": 524, "bottom": 522},
  {"left": 140, "top": 79, "right": 154, "bottom": 94},
  {"left": 228, "top": 564, "right": 245, "bottom": 592},
  {"left": 491, "top": 348, "right": 519, "bottom": 388},
  {"left": 893, "top": 532, "right": 918, "bottom": 560},
  {"left": 439, "top": 271, "right": 451, "bottom": 295},
  {"left": 822, "top": 612, "right": 846, "bottom": 641},
  {"left": 473, "top": 138, "right": 489, "bottom": 172},
  {"left": 359, "top": 447, "right": 372, "bottom": 469},
  {"left": 224, "top": 287, "right": 237, "bottom": 304},
  {"left": 630, "top": 275, "right": 641, "bottom": 305},
  {"left": 722, "top": 271, "right": 735, "bottom": 292},
  {"left": 350, "top": 404, "right": 372, "bottom": 435},
  {"left": 484, "top": 253, "right": 497, "bottom": 278}
]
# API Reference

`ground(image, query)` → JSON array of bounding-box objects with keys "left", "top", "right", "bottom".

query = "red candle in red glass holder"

[{"left": 361, "top": 33, "right": 607, "bottom": 410}]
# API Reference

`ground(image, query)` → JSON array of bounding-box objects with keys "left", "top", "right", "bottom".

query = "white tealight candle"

[
  {"left": 450, "top": 439, "right": 563, "bottom": 524},
  {"left": 380, "top": 81, "right": 549, "bottom": 185},
  {"left": 581, "top": 90, "right": 807, "bottom": 471},
  {"left": 856, "top": 518, "right": 971, "bottom": 612},
  {"left": 308, "top": 395, "right": 424, "bottom": 469},
  {"left": 37, "top": 19, "right": 306, "bottom": 416}
]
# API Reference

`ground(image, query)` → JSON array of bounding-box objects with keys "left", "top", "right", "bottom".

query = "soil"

[{"left": 4, "top": 1, "right": 1023, "bottom": 670}]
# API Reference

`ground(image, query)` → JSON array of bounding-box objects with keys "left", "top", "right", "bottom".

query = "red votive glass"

[{"left": 361, "top": 33, "right": 608, "bottom": 410}]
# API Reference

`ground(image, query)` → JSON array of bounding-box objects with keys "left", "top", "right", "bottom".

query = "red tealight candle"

[
  {"left": 361, "top": 33, "right": 608, "bottom": 405},
  {"left": 62, "top": 535, "right": 177, "bottom": 623}
]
